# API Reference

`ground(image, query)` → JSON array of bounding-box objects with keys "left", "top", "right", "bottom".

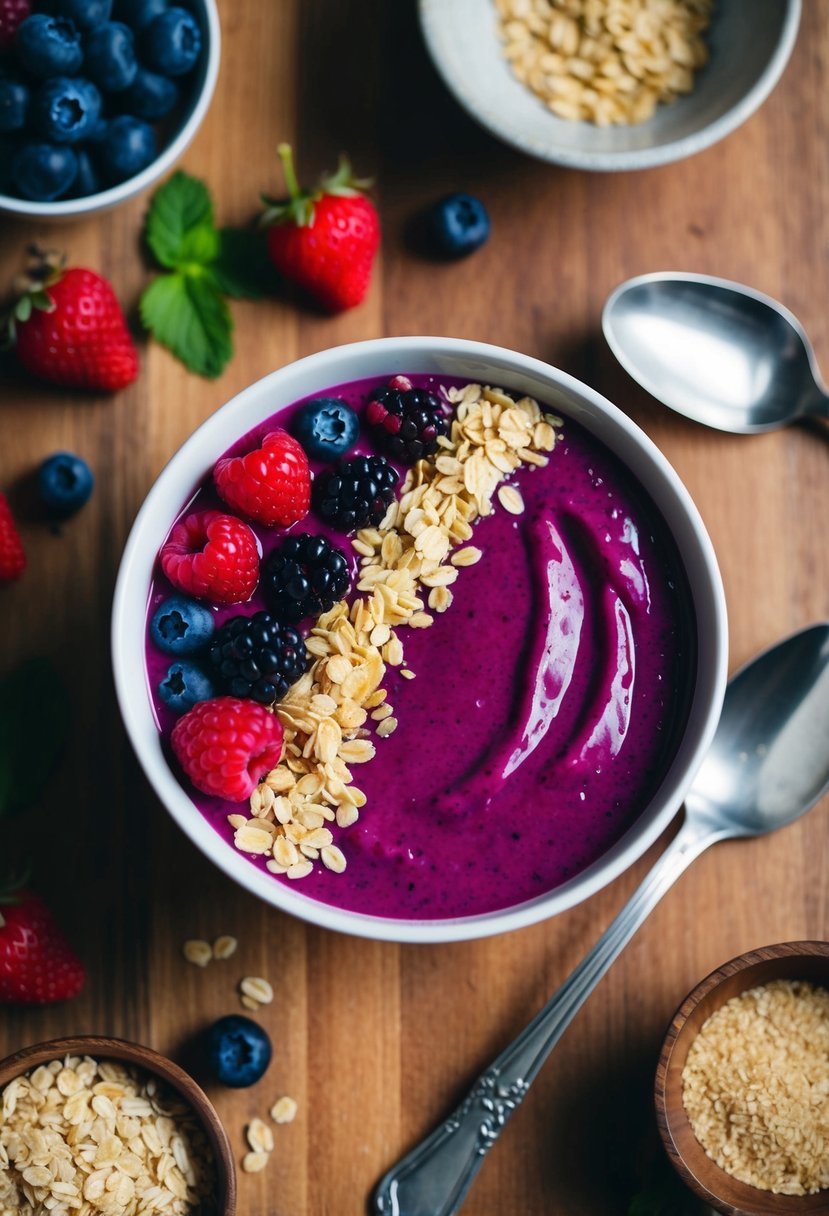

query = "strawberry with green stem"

[
  {"left": 2, "top": 247, "right": 139, "bottom": 393},
  {"left": 260, "top": 144, "right": 380, "bottom": 313}
]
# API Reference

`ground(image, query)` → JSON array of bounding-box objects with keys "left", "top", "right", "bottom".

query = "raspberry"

[
  {"left": 262, "top": 533, "right": 350, "bottom": 623},
  {"left": 0, "top": 493, "right": 26, "bottom": 582},
  {"left": 214, "top": 429, "right": 311, "bottom": 528},
  {"left": 313, "top": 455, "right": 399, "bottom": 533},
  {"left": 171, "top": 696, "right": 283, "bottom": 802},
  {"left": 208, "top": 612, "right": 307, "bottom": 704},
  {"left": 364, "top": 380, "right": 448, "bottom": 464},
  {"left": 0, "top": 0, "right": 31, "bottom": 50},
  {"left": 160, "top": 511, "right": 259, "bottom": 605}
]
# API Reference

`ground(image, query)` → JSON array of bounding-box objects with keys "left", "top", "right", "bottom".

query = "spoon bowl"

[
  {"left": 373, "top": 623, "right": 829, "bottom": 1216},
  {"left": 686, "top": 624, "right": 829, "bottom": 836},
  {"left": 602, "top": 273, "right": 829, "bottom": 434}
]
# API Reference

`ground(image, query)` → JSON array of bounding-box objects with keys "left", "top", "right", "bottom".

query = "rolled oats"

[
  {"left": 240, "top": 976, "right": 274, "bottom": 1006},
  {"left": 269, "top": 1096, "right": 298, "bottom": 1124},
  {"left": 497, "top": 0, "right": 713, "bottom": 126},
  {"left": 0, "top": 1056, "right": 215, "bottom": 1215},
  {"left": 182, "top": 940, "right": 212, "bottom": 968}
]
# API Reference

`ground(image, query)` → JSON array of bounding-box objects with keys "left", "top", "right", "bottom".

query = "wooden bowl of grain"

[
  {"left": 0, "top": 1035, "right": 235, "bottom": 1214},
  {"left": 655, "top": 942, "right": 829, "bottom": 1216}
]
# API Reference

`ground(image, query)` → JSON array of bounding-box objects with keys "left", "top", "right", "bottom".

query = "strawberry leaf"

[
  {"left": 140, "top": 270, "right": 233, "bottom": 379},
  {"left": 0, "top": 658, "right": 69, "bottom": 819},
  {"left": 212, "top": 228, "right": 281, "bottom": 299},
  {"left": 146, "top": 171, "right": 217, "bottom": 271}
]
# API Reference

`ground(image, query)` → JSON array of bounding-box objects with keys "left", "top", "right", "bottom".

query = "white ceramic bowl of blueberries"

[
  {"left": 111, "top": 338, "right": 724, "bottom": 943},
  {"left": 0, "top": 0, "right": 220, "bottom": 217}
]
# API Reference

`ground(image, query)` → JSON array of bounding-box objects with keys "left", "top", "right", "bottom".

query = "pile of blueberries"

[{"left": 0, "top": 0, "right": 204, "bottom": 201}]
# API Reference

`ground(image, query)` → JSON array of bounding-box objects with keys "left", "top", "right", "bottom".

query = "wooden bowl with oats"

[
  {"left": 655, "top": 942, "right": 829, "bottom": 1216},
  {"left": 0, "top": 1035, "right": 235, "bottom": 1215}
]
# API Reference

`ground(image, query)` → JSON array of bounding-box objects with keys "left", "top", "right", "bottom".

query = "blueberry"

[
  {"left": 158, "top": 659, "right": 216, "bottom": 713},
  {"left": 120, "top": 65, "right": 178, "bottom": 118},
  {"left": 0, "top": 77, "right": 29, "bottom": 135},
  {"left": 112, "top": 0, "right": 167, "bottom": 29},
  {"left": 205, "top": 1015, "right": 272, "bottom": 1089},
  {"left": 43, "top": 0, "right": 113, "bottom": 30},
  {"left": 10, "top": 142, "right": 77, "bottom": 199},
  {"left": 15, "top": 14, "right": 83, "bottom": 78},
  {"left": 37, "top": 451, "right": 94, "bottom": 518},
  {"left": 150, "top": 595, "right": 215, "bottom": 656},
  {"left": 99, "top": 113, "right": 156, "bottom": 181},
  {"left": 84, "top": 21, "right": 137, "bottom": 92},
  {"left": 428, "top": 192, "right": 491, "bottom": 258},
  {"left": 32, "top": 77, "right": 101, "bottom": 143},
  {"left": 142, "top": 6, "right": 200, "bottom": 76},
  {"left": 291, "top": 398, "right": 360, "bottom": 461},
  {"left": 67, "top": 146, "right": 99, "bottom": 195}
]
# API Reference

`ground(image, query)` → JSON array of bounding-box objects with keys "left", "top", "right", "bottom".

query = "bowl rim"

[
  {"left": 0, "top": 0, "right": 221, "bottom": 219},
  {"left": 111, "top": 335, "right": 728, "bottom": 944},
  {"left": 417, "top": 0, "right": 802, "bottom": 172},
  {"left": 0, "top": 1033, "right": 236, "bottom": 1215},
  {"left": 655, "top": 940, "right": 829, "bottom": 1215}
]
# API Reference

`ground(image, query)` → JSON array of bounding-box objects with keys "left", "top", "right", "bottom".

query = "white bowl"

[
  {"left": 418, "top": 0, "right": 800, "bottom": 171},
  {"left": 0, "top": 0, "right": 220, "bottom": 220},
  {"left": 112, "top": 337, "right": 728, "bottom": 943}
]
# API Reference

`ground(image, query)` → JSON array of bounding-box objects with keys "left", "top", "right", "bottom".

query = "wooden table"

[{"left": 2, "top": 3, "right": 828, "bottom": 1213}]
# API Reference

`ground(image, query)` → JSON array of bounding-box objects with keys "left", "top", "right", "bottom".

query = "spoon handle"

[{"left": 372, "top": 814, "right": 718, "bottom": 1216}]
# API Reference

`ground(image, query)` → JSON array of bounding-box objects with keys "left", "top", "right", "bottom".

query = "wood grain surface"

[{"left": 1, "top": 3, "right": 828, "bottom": 1214}]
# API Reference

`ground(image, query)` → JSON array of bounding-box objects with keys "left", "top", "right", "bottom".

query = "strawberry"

[
  {"left": 3, "top": 250, "right": 139, "bottom": 393},
  {"left": 160, "top": 510, "right": 260, "bottom": 604},
  {"left": 0, "top": 0, "right": 30, "bottom": 49},
  {"left": 260, "top": 144, "right": 380, "bottom": 313},
  {"left": 214, "top": 428, "right": 311, "bottom": 528},
  {"left": 0, "top": 885, "right": 85, "bottom": 1004},
  {"left": 0, "top": 493, "right": 26, "bottom": 582},
  {"left": 171, "top": 696, "right": 283, "bottom": 802}
]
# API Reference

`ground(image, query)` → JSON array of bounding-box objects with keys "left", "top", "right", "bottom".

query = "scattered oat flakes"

[
  {"left": 240, "top": 976, "right": 274, "bottom": 1006},
  {"left": 246, "top": 1117, "right": 274, "bottom": 1155},
  {"left": 270, "top": 1096, "right": 298, "bottom": 1124},
  {"left": 240, "top": 994, "right": 261, "bottom": 1012},
  {"left": 182, "top": 939, "right": 212, "bottom": 968},
  {"left": 212, "top": 934, "right": 238, "bottom": 960},
  {"left": 241, "top": 1150, "right": 269, "bottom": 1174}
]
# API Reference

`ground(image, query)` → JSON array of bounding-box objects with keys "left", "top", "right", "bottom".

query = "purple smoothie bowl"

[{"left": 111, "top": 337, "right": 728, "bottom": 943}]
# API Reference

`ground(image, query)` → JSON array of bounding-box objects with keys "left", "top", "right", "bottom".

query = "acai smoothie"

[{"left": 145, "top": 374, "right": 696, "bottom": 920}]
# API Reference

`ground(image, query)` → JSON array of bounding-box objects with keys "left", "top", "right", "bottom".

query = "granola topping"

[{"left": 230, "top": 383, "right": 560, "bottom": 881}]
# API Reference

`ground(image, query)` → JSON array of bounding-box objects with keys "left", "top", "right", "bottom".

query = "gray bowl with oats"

[{"left": 418, "top": 0, "right": 801, "bottom": 171}]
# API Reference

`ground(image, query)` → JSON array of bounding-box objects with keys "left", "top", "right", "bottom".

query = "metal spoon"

[
  {"left": 602, "top": 272, "right": 829, "bottom": 433},
  {"left": 373, "top": 623, "right": 829, "bottom": 1216}
]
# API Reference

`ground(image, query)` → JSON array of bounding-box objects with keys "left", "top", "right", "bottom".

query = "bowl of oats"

[
  {"left": 418, "top": 0, "right": 801, "bottom": 170},
  {"left": 0, "top": 1035, "right": 235, "bottom": 1215},
  {"left": 655, "top": 941, "right": 829, "bottom": 1213},
  {"left": 112, "top": 336, "right": 727, "bottom": 943}
]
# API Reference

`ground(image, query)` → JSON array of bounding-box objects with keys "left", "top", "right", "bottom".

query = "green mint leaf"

[
  {"left": 140, "top": 270, "right": 233, "bottom": 379},
  {"left": 211, "top": 227, "right": 281, "bottom": 300},
  {"left": 145, "top": 171, "right": 217, "bottom": 271},
  {"left": 0, "top": 658, "right": 69, "bottom": 818}
]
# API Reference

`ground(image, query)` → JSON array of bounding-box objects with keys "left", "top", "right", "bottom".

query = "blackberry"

[
  {"left": 262, "top": 533, "right": 350, "bottom": 623},
  {"left": 364, "top": 379, "right": 448, "bottom": 464},
  {"left": 313, "top": 455, "right": 399, "bottom": 533},
  {"left": 208, "top": 611, "right": 306, "bottom": 704}
]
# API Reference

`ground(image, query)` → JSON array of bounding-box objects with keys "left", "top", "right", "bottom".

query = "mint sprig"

[{"left": 140, "top": 170, "right": 279, "bottom": 379}]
